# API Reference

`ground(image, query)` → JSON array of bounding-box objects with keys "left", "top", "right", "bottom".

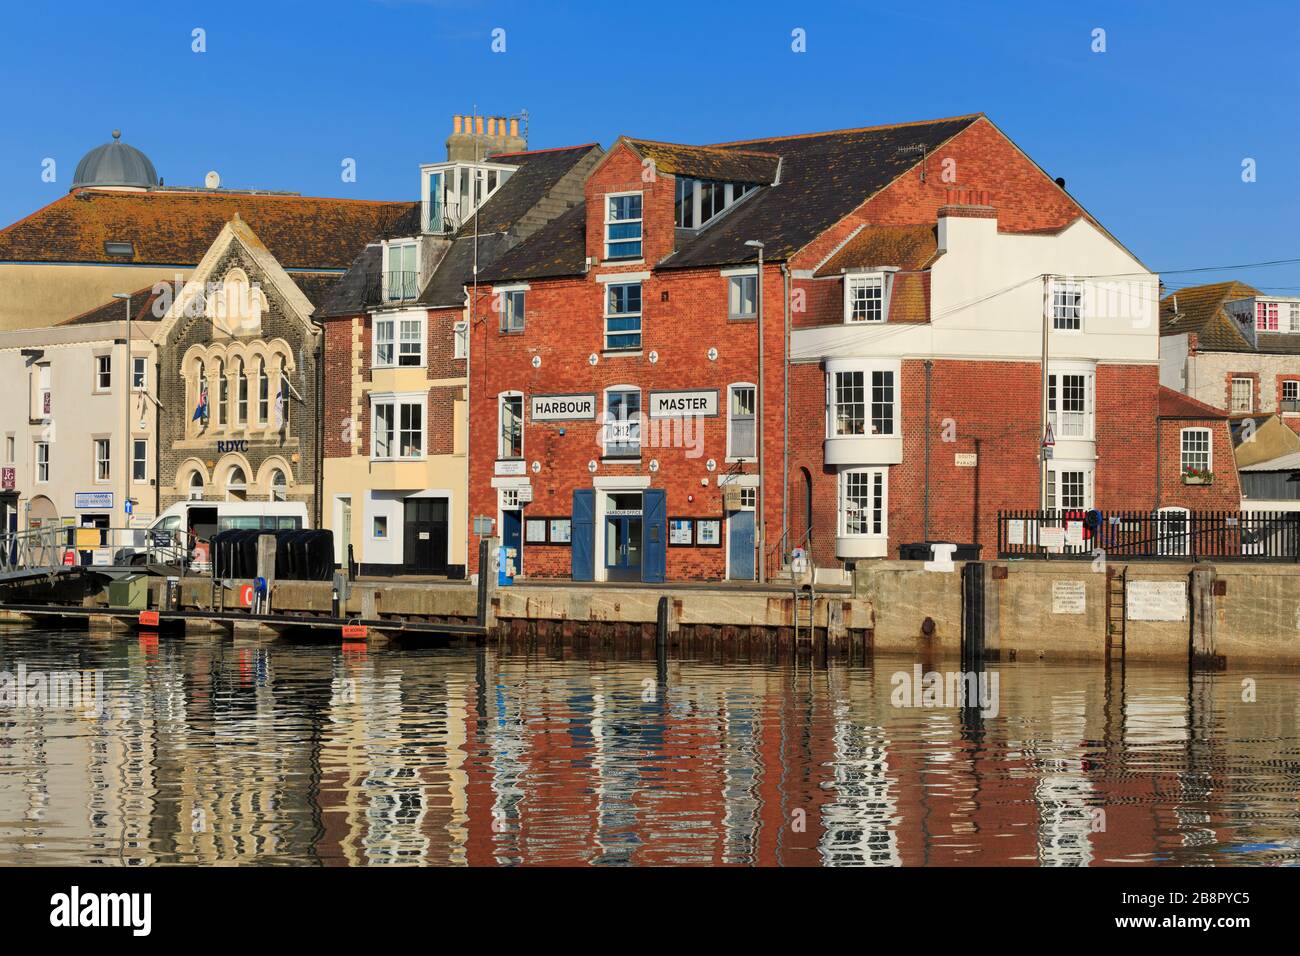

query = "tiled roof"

[
  {"left": 0, "top": 189, "right": 414, "bottom": 270},
  {"left": 623, "top": 140, "right": 781, "bottom": 184},
  {"left": 816, "top": 224, "right": 939, "bottom": 276},
  {"left": 1157, "top": 385, "right": 1229, "bottom": 419},
  {"left": 419, "top": 234, "right": 512, "bottom": 307},
  {"left": 1160, "top": 281, "right": 1258, "bottom": 351}
]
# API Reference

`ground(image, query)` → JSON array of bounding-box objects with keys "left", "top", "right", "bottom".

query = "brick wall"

[{"left": 1158, "top": 418, "right": 1241, "bottom": 509}]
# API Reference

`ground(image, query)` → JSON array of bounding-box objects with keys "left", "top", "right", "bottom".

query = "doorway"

[
  {"left": 403, "top": 497, "right": 448, "bottom": 574},
  {"left": 728, "top": 509, "right": 756, "bottom": 580},
  {"left": 501, "top": 507, "right": 522, "bottom": 577},
  {"left": 604, "top": 492, "right": 642, "bottom": 582}
]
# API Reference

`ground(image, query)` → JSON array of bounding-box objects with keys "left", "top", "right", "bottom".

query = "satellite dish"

[{"left": 204, "top": 170, "right": 221, "bottom": 189}]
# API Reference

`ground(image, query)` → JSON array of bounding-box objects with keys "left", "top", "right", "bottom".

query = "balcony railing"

[
  {"left": 378, "top": 270, "right": 420, "bottom": 304},
  {"left": 422, "top": 199, "right": 466, "bottom": 235}
]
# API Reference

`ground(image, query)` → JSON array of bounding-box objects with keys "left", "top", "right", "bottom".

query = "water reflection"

[{"left": 0, "top": 627, "right": 1297, "bottom": 866}]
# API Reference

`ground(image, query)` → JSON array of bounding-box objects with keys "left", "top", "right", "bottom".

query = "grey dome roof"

[{"left": 72, "top": 130, "right": 158, "bottom": 190}]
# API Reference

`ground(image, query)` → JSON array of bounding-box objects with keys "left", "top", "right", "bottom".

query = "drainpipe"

[
  {"left": 315, "top": 332, "right": 324, "bottom": 528},
  {"left": 781, "top": 263, "right": 791, "bottom": 562},
  {"left": 923, "top": 360, "right": 933, "bottom": 541}
]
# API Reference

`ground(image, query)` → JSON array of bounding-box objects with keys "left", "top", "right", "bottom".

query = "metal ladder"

[
  {"left": 793, "top": 585, "right": 816, "bottom": 642},
  {"left": 1105, "top": 566, "right": 1126, "bottom": 657}
]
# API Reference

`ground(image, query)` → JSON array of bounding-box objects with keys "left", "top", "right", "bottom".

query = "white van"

[{"left": 119, "top": 501, "right": 310, "bottom": 566}]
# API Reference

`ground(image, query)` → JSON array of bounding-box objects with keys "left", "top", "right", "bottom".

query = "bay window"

[
  {"left": 1046, "top": 465, "right": 1092, "bottom": 511},
  {"left": 1047, "top": 368, "right": 1094, "bottom": 440},
  {"left": 374, "top": 313, "right": 426, "bottom": 368},
  {"left": 840, "top": 468, "right": 887, "bottom": 537},
  {"left": 372, "top": 393, "right": 425, "bottom": 460}
]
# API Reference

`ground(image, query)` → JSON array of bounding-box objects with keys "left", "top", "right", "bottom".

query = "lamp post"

[
  {"left": 744, "top": 240, "right": 765, "bottom": 583},
  {"left": 112, "top": 292, "right": 132, "bottom": 526}
]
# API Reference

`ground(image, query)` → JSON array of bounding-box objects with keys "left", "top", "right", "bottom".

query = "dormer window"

[
  {"left": 422, "top": 162, "right": 514, "bottom": 234},
  {"left": 844, "top": 273, "right": 887, "bottom": 323},
  {"left": 675, "top": 178, "right": 755, "bottom": 229},
  {"left": 1256, "top": 301, "right": 1280, "bottom": 331},
  {"left": 383, "top": 241, "right": 418, "bottom": 302}
]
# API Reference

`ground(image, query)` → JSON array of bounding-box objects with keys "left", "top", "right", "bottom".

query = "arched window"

[
  {"left": 236, "top": 359, "right": 248, "bottom": 424},
  {"left": 269, "top": 468, "right": 287, "bottom": 501},
  {"left": 214, "top": 358, "right": 226, "bottom": 426},
  {"left": 226, "top": 465, "right": 247, "bottom": 501},
  {"left": 276, "top": 357, "right": 289, "bottom": 430},
  {"left": 188, "top": 470, "right": 204, "bottom": 501},
  {"left": 258, "top": 360, "right": 270, "bottom": 424}
]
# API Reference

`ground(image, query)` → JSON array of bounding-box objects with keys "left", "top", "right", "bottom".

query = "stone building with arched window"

[{"left": 155, "top": 216, "right": 326, "bottom": 520}]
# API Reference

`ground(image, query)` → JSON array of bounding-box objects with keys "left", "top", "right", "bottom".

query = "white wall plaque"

[
  {"left": 1126, "top": 580, "right": 1187, "bottom": 622},
  {"left": 955, "top": 453, "right": 977, "bottom": 467},
  {"left": 1052, "top": 580, "right": 1086, "bottom": 614}
]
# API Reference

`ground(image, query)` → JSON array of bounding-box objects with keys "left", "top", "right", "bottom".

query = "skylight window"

[{"left": 104, "top": 241, "right": 134, "bottom": 257}]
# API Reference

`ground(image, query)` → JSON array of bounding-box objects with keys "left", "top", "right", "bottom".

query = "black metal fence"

[{"left": 997, "top": 509, "right": 1300, "bottom": 561}]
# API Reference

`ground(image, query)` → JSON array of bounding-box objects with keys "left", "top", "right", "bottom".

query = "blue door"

[
  {"left": 572, "top": 490, "right": 594, "bottom": 581},
  {"left": 502, "top": 509, "right": 522, "bottom": 575},
  {"left": 728, "top": 510, "right": 756, "bottom": 580},
  {"left": 643, "top": 489, "right": 666, "bottom": 583}
]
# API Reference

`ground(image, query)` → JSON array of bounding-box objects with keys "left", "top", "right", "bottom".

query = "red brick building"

[{"left": 466, "top": 113, "right": 1208, "bottom": 582}]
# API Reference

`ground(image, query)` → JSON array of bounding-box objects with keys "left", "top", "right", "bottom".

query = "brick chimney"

[
  {"left": 937, "top": 188, "right": 997, "bottom": 252},
  {"left": 445, "top": 113, "right": 527, "bottom": 161}
]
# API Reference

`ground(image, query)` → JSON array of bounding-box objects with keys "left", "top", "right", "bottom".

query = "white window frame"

[
  {"left": 94, "top": 438, "right": 111, "bottom": 484},
  {"left": 373, "top": 312, "right": 426, "bottom": 368},
  {"left": 453, "top": 321, "right": 468, "bottom": 359},
  {"left": 604, "top": 282, "right": 642, "bottom": 351},
  {"left": 1047, "top": 365, "right": 1095, "bottom": 441},
  {"left": 131, "top": 355, "right": 147, "bottom": 391},
  {"left": 1282, "top": 379, "right": 1300, "bottom": 412},
  {"left": 1051, "top": 277, "right": 1084, "bottom": 332},
  {"left": 371, "top": 391, "right": 427, "bottom": 461},
  {"left": 1180, "top": 427, "right": 1212, "bottom": 474},
  {"left": 94, "top": 353, "right": 112, "bottom": 392},
  {"left": 498, "top": 391, "right": 524, "bottom": 460},
  {"left": 844, "top": 273, "right": 887, "bottom": 324},
  {"left": 602, "top": 385, "right": 642, "bottom": 459},
  {"left": 1046, "top": 463, "right": 1094, "bottom": 512},
  {"left": 383, "top": 241, "right": 418, "bottom": 302},
  {"left": 604, "top": 191, "right": 643, "bottom": 261},
  {"left": 132, "top": 438, "right": 147, "bottom": 482},
  {"left": 34, "top": 441, "right": 49, "bottom": 483},
  {"left": 727, "top": 382, "right": 757, "bottom": 461},
  {"left": 1230, "top": 377, "right": 1253, "bottom": 413},
  {"left": 838, "top": 468, "right": 888, "bottom": 538}
]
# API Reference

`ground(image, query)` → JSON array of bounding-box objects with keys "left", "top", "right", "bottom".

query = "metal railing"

[
  {"left": 997, "top": 509, "right": 1300, "bottom": 562},
  {"left": 380, "top": 270, "right": 420, "bottom": 303},
  {"left": 0, "top": 525, "right": 194, "bottom": 573},
  {"left": 422, "top": 199, "right": 465, "bottom": 235}
]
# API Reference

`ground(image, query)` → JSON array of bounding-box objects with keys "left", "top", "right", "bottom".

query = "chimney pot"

[
  {"left": 453, "top": 115, "right": 462, "bottom": 134},
  {"left": 510, "top": 118, "right": 519, "bottom": 137},
  {"left": 488, "top": 117, "right": 497, "bottom": 135},
  {"left": 476, "top": 116, "right": 484, "bottom": 135}
]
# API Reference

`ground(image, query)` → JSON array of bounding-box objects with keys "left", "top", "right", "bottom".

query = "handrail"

[{"left": 0, "top": 525, "right": 194, "bottom": 573}]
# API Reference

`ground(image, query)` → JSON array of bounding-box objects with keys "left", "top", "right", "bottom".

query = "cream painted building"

[{"left": 0, "top": 297, "right": 161, "bottom": 541}]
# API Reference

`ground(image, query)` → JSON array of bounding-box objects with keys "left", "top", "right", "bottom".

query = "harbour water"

[{"left": 0, "top": 626, "right": 1297, "bottom": 866}]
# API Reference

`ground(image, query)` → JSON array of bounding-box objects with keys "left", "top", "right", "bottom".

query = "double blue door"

[{"left": 571, "top": 489, "right": 665, "bottom": 583}]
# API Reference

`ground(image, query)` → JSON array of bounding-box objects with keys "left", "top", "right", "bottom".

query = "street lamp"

[
  {"left": 744, "top": 240, "right": 765, "bottom": 583},
  {"left": 112, "top": 292, "right": 132, "bottom": 526}
]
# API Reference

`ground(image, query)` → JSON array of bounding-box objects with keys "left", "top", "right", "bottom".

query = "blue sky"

[{"left": 1, "top": 0, "right": 1297, "bottom": 292}]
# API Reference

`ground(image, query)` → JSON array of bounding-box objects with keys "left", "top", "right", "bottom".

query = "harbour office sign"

[{"left": 531, "top": 394, "right": 596, "bottom": 421}]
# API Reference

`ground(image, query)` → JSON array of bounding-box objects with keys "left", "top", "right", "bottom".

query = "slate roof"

[
  {"left": 0, "top": 190, "right": 414, "bottom": 270},
  {"left": 419, "top": 234, "right": 512, "bottom": 307},
  {"left": 314, "top": 246, "right": 381, "bottom": 318},
  {"left": 480, "top": 114, "right": 982, "bottom": 282},
  {"left": 1157, "top": 385, "right": 1229, "bottom": 419},
  {"left": 623, "top": 140, "right": 781, "bottom": 184},
  {"left": 660, "top": 114, "right": 980, "bottom": 271},
  {"left": 1160, "top": 281, "right": 1259, "bottom": 351},
  {"left": 59, "top": 283, "right": 175, "bottom": 326},
  {"left": 477, "top": 203, "right": 588, "bottom": 283},
  {"left": 458, "top": 145, "right": 599, "bottom": 236}
]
